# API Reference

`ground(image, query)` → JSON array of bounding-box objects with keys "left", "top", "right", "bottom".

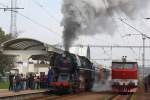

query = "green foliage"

[
  {"left": 0, "top": 81, "right": 9, "bottom": 89},
  {"left": 0, "top": 28, "right": 14, "bottom": 75},
  {"left": 0, "top": 28, "right": 12, "bottom": 43}
]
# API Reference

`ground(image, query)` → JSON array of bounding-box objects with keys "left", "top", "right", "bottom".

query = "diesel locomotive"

[{"left": 111, "top": 56, "right": 138, "bottom": 93}]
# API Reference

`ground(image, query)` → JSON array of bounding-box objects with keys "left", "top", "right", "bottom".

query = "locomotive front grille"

[{"left": 112, "top": 79, "right": 138, "bottom": 86}]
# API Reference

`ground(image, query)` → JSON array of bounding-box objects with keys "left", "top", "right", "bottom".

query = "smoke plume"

[{"left": 61, "top": 0, "right": 149, "bottom": 50}]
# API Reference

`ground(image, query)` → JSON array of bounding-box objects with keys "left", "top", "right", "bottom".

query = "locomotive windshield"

[{"left": 112, "top": 62, "right": 137, "bottom": 69}]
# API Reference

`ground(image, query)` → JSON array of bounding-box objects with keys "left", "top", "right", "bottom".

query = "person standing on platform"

[
  {"left": 26, "top": 74, "right": 29, "bottom": 89},
  {"left": 28, "top": 73, "right": 33, "bottom": 89},
  {"left": 47, "top": 67, "right": 54, "bottom": 89},
  {"left": 48, "top": 68, "right": 53, "bottom": 83},
  {"left": 44, "top": 75, "right": 48, "bottom": 88},
  {"left": 33, "top": 74, "right": 37, "bottom": 89},
  {"left": 37, "top": 76, "right": 40, "bottom": 89},
  {"left": 22, "top": 74, "right": 26, "bottom": 90},
  {"left": 20, "top": 74, "right": 24, "bottom": 90},
  {"left": 14, "top": 74, "right": 20, "bottom": 92},
  {"left": 40, "top": 74, "right": 44, "bottom": 88},
  {"left": 144, "top": 77, "right": 148, "bottom": 92},
  {"left": 8, "top": 72, "right": 14, "bottom": 91}
]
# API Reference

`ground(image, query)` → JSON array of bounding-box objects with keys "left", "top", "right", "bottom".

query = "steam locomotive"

[
  {"left": 48, "top": 51, "right": 95, "bottom": 93},
  {"left": 111, "top": 56, "right": 138, "bottom": 93}
]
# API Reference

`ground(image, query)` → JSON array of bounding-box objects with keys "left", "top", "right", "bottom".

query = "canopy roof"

[{"left": 1, "top": 38, "right": 46, "bottom": 50}]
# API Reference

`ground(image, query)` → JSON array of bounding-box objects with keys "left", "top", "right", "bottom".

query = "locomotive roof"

[
  {"left": 60, "top": 51, "right": 90, "bottom": 61},
  {"left": 112, "top": 60, "right": 137, "bottom": 63}
]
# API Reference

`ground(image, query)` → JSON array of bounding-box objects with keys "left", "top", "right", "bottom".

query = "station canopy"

[
  {"left": 2, "top": 38, "right": 47, "bottom": 50},
  {"left": 1, "top": 38, "right": 63, "bottom": 59}
]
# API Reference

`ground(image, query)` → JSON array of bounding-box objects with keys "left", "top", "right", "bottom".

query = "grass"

[{"left": 0, "top": 81, "right": 9, "bottom": 89}]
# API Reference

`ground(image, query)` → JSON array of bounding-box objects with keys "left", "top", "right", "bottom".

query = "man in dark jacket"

[
  {"left": 9, "top": 73, "right": 14, "bottom": 91},
  {"left": 15, "top": 74, "right": 20, "bottom": 92}
]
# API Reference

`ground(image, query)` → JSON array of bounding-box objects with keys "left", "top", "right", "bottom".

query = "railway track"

[
  {"left": 26, "top": 92, "right": 133, "bottom": 100},
  {"left": 26, "top": 92, "right": 95, "bottom": 100},
  {"left": 31, "top": 94, "right": 81, "bottom": 100},
  {"left": 108, "top": 94, "right": 132, "bottom": 100},
  {"left": 27, "top": 92, "right": 115, "bottom": 100}
]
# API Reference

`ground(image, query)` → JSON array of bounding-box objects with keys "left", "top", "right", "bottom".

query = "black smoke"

[{"left": 61, "top": 0, "right": 149, "bottom": 50}]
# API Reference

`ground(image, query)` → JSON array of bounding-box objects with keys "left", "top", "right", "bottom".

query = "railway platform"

[{"left": 0, "top": 89, "right": 47, "bottom": 100}]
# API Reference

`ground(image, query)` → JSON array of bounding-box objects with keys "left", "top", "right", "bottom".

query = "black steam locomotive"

[{"left": 48, "top": 51, "right": 94, "bottom": 93}]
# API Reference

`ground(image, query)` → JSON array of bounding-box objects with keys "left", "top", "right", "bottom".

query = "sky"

[
  {"left": 0, "top": 0, "right": 63, "bottom": 44},
  {"left": 1, "top": 0, "right": 150, "bottom": 67}
]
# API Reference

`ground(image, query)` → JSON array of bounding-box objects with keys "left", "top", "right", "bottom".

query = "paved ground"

[
  {"left": 0, "top": 89, "right": 8, "bottom": 92},
  {"left": 0, "top": 89, "right": 47, "bottom": 98}
]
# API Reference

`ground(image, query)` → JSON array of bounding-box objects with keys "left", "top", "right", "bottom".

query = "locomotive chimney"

[{"left": 62, "top": 51, "right": 70, "bottom": 57}]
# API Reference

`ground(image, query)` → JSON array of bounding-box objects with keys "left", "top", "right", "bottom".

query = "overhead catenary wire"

[
  {"left": 103, "top": 0, "right": 144, "bottom": 59},
  {"left": 129, "top": 47, "right": 138, "bottom": 58},
  {"left": 0, "top": 2, "right": 61, "bottom": 37},
  {"left": 31, "top": 0, "right": 60, "bottom": 24},
  {"left": 119, "top": 18, "right": 139, "bottom": 59},
  {"left": 16, "top": 12, "right": 59, "bottom": 35},
  {"left": 102, "top": 0, "right": 139, "bottom": 59},
  {"left": 119, "top": 18, "right": 148, "bottom": 79},
  {"left": 115, "top": 15, "right": 139, "bottom": 58},
  {"left": 91, "top": 58, "right": 150, "bottom": 61},
  {"left": 102, "top": 0, "right": 146, "bottom": 59},
  {"left": 119, "top": 18, "right": 150, "bottom": 39},
  {"left": 102, "top": 0, "right": 135, "bottom": 59}
]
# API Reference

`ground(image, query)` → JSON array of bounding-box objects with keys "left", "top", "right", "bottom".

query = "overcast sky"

[{"left": 1, "top": 0, "right": 150, "bottom": 67}]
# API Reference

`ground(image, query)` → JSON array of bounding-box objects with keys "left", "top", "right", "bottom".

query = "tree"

[{"left": 0, "top": 28, "right": 15, "bottom": 75}]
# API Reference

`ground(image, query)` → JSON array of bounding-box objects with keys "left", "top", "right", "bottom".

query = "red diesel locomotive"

[{"left": 112, "top": 56, "right": 138, "bottom": 93}]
